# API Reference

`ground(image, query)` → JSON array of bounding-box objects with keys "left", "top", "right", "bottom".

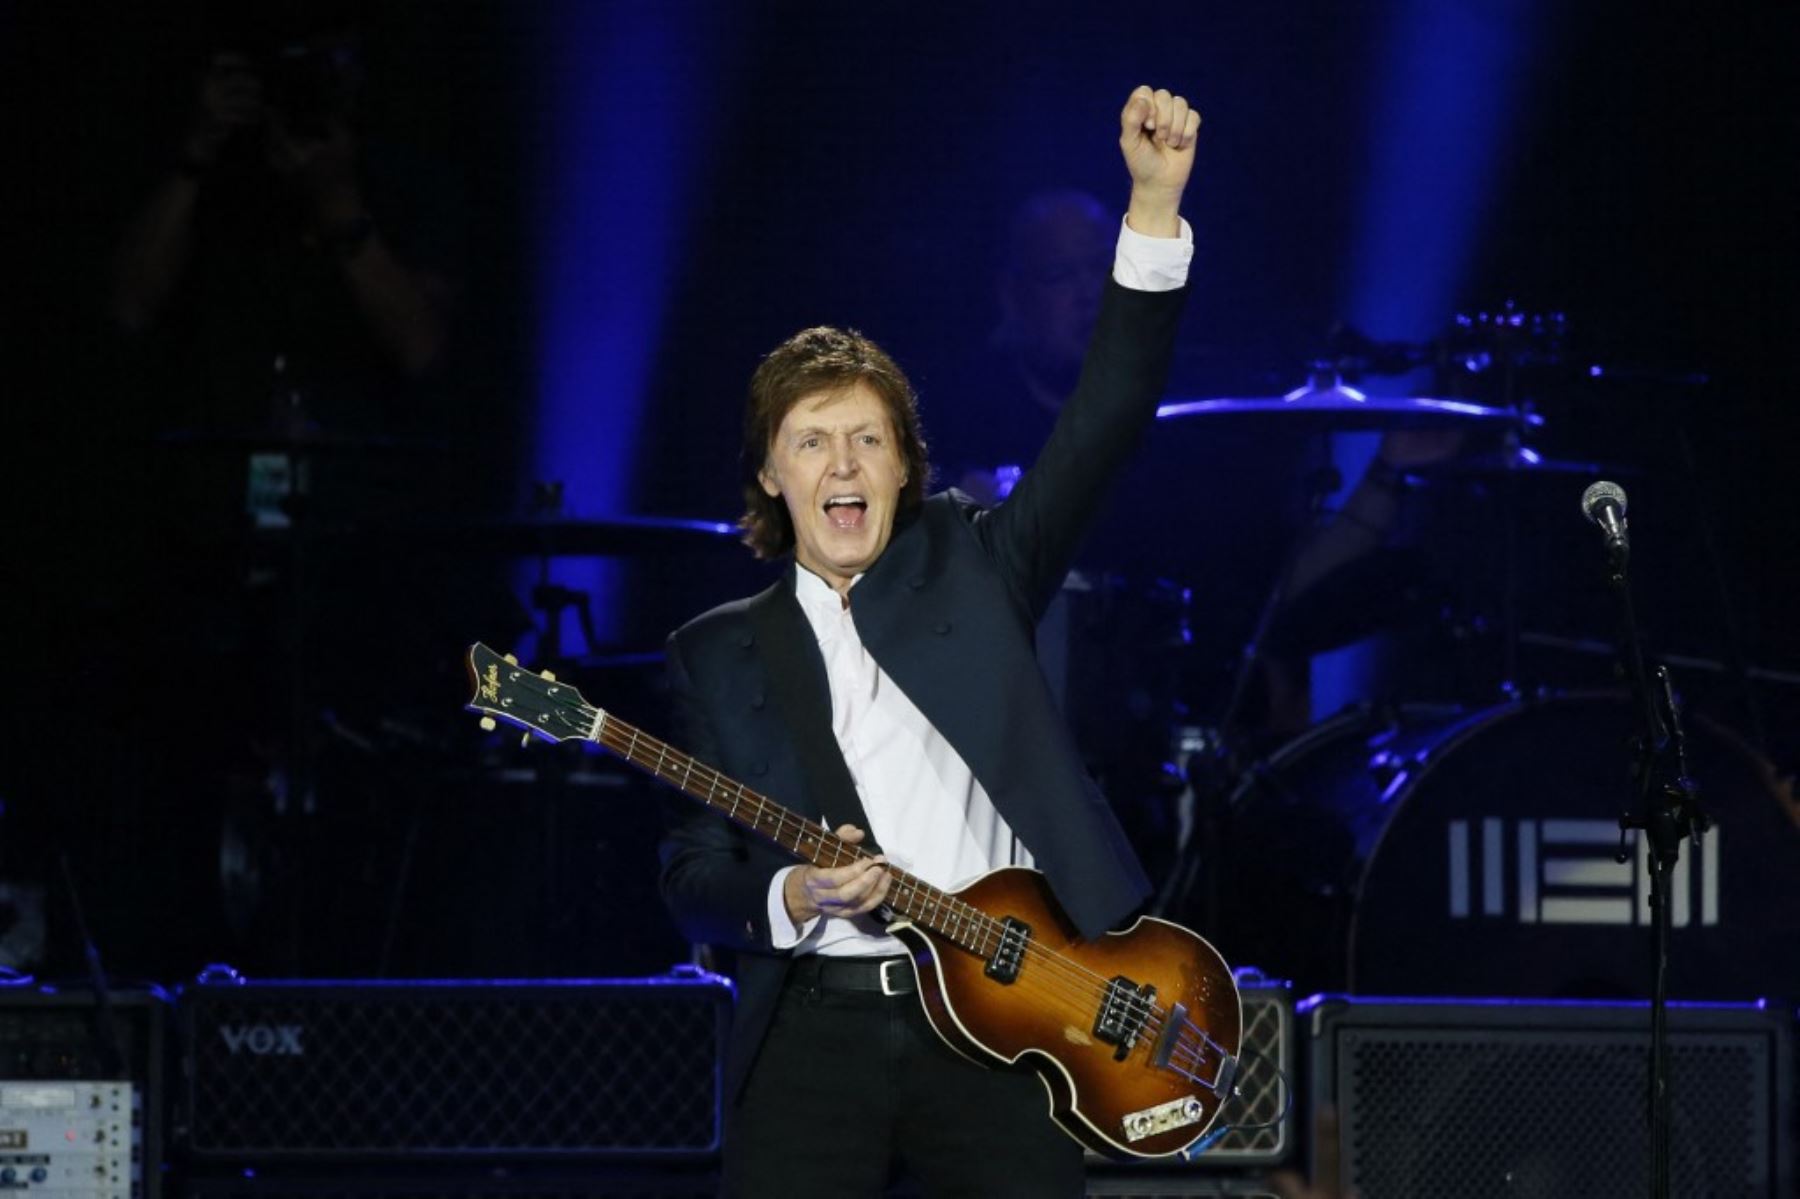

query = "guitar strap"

[{"left": 747, "top": 579, "right": 883, "bottom": 855}]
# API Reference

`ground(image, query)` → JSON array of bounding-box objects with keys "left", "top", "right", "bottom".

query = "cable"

[{"left": 1181, "top": 1041, "right": 1294, "bottom": 1160}]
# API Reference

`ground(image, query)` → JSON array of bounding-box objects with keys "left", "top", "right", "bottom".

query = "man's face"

[{"left": 759, "top": 383, "right": 908, "bottom": 595}]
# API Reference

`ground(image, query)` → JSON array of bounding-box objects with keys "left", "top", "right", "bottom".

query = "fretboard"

[{"left": 585, "top": 706, "right": 1005, "bottom": 955}]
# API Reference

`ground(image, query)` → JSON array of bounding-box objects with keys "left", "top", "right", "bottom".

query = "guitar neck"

[{"left": 585, "top": 709, "right": 998, "bottom": 951}]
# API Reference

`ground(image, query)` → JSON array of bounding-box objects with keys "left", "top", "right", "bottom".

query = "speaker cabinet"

[
  {"left": 1305, "top": 995, "right": 1792, "bottom": 1198},
  {"left": 178, "top": 971, "right": 731, "bottom": 1162}
]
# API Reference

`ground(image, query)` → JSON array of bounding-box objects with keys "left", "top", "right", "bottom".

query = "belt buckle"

[{"left": 879, "top": 958, "right": 907, "bottom": 997}]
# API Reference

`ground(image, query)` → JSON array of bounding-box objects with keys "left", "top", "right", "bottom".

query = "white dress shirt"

[{"left": 767, "top": 214, "right": 1193, "bottom": 955}]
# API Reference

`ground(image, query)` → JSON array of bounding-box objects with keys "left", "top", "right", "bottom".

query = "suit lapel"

[{"left": 747, "top": 567, "right": 882, "bottom": 853}]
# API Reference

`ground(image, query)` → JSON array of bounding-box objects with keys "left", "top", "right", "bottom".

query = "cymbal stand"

[
  {"left": 1490, "top": 338, "right": 1528, "bottom": 696},
  {"left": 1157, "top": 462, "right": 1341, "bottom": 929},
  {"left": 519, "top": 481, "right": 598, "bottom": 972}
]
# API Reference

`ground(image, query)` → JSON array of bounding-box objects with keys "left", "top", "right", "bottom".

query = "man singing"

[{"left": 660, "top": 83, "right": 1200, "bottom": 1198}]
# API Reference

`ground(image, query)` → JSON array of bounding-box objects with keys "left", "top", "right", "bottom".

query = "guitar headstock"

[{"left": 464, "top": 642, "right": 600, "bottom": 745}]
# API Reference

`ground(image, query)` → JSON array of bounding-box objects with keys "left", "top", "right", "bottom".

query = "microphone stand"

[{"left": 1600, "top": 530, "right": 1708, "bottom": 1199}]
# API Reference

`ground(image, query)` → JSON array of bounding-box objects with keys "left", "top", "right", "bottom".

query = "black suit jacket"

[{"left": 659, "top": 279, "right": 1187, "bottom": 1101}]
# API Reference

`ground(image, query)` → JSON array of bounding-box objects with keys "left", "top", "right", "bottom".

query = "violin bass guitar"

[{"left": 462, "top": 642, "right": 1243, "bottom": 1160}]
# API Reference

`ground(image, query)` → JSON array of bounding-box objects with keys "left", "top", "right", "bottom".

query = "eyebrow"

[{"left": 787, "top": 421, "right": 882, "bottom": 439}]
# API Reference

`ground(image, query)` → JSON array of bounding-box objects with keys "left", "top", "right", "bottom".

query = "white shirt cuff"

[
  {"left": 768, "top": 866, "right": 818, "bottom": 948},
  {"left": 1113, "top": 215, "right": 1193, "bottom": 292}
]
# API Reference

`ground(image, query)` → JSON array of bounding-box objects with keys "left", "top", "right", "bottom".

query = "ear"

[{"left": 758, "top": 463, "right": 781, "bottom": 498}]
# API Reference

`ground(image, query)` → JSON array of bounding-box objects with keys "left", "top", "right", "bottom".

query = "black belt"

[{"left": 788, "top": 954, "right": 917, "bottom": 997}]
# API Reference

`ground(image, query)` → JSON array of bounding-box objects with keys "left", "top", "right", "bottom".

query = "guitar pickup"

[
  {"left": 1093, "top": 975, "right": 1155, "bottom": 1061},
  {"left": 984, "top": 916, "right": 1031, "bottom": 984}
]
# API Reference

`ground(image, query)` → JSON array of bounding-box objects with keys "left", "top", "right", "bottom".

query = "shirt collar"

[{"left": 793, "top": 563, "right": 858, "bottom": 634}]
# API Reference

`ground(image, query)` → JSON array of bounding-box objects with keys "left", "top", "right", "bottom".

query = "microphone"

[{"left": 1581, "top": 480, "right": 1630, "bottom": 566}]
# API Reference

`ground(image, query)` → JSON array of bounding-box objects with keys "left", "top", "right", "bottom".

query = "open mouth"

[{"left": 823, "top": 495, "right": 868, "bottom": 530}]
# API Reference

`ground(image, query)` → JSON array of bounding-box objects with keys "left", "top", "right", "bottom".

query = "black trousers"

[{"left": 722, "top": 958, "right": 1085, "bottom": 1198}]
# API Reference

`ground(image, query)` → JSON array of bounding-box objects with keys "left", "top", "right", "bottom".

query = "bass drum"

[{"left": 1214, "top": 693, "right": 1800, "bottom": 1001}]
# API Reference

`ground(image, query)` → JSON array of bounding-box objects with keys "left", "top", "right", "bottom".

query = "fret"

[
  {"left": 653, "top": 744, "right": 667, "bottom": 777},
  {"left": 679, "top": 759, "right": 693, "bottom": 789},
  {"left": 626, "top": 728, "right": 639, "bottom": 761},
  {"left": 728, "top": 787, "right": 742, "bottom": 819}
]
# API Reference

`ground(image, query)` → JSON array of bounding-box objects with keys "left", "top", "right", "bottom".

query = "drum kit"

[{"left": 1101, "top": 306, "right": 1798, "bottom": 1007}]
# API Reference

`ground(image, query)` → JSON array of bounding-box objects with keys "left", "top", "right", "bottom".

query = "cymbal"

[{"left": 1157, "top": 379, "right": 1532, "bottom": 433}]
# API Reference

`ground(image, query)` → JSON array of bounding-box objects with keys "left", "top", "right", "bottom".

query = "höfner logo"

[
  {"left": 219, "top": 1023, "right": 306, "bottom": 1056},
  {"left": 1447, "top": 818, "right": 1721, "bottom": 927}
]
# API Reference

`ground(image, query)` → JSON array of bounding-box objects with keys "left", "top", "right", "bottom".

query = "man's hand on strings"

[{"left": 784, "top": 824, "right": 893, "bottom": 923}]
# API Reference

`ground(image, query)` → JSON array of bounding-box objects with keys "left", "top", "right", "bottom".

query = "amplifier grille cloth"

[
  {"left": 1209, "top": 984, "right": 1289, "bottom": 1161},
  {"left": 186, "top": 985, "right": 724, "bottom": 1157},
  {"left": 1338, "top": 1026, "right": 1773, "bottom": 1197}
]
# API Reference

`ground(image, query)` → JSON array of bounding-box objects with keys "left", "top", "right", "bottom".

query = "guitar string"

[
  {"left": 571, "top": 704, "right": 1228, "bottom": 1080},
  {"left": 558, "top": 697, "right": 1223, "bottom": 1080},
  {"left": 493, "top": 681, "right": 1225, "bottom": 1082},
  {"left": 503, "top": 690, "right": 1224, "bottom": 1084}
]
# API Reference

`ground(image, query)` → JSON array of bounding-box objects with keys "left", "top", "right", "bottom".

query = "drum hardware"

[
  {"left": 1180, "top": 692, "right": 1798, "bottom": 1000},
  {"left": 1160, "top": 457, "right": 1357, "bottom": 935},
  {"left": 1515, "top": 629, "right": 1800, "bottom": 689},
  {"left": 1409, "top": 442, "right": 1633, "bottom": 479}
]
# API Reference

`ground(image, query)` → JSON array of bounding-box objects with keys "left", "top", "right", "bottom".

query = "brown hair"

[{"left": 737, "top": 325, "right": 930, "bottom": 560}]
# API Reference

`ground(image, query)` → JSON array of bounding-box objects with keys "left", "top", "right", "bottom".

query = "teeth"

[{"left": 824, "top": 496, "right": 866, "bottom": 508}]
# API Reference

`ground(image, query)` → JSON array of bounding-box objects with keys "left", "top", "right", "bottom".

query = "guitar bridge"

[
  {"left": 984, "top": 916, "right": 1031, "bottom": 984},
  {"left": 1093, "top": 975, "right": 1155, "bottom": 1061}
]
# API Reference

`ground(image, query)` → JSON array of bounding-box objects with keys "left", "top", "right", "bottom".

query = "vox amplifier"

[{"left": 178, "top": 970, "right": 732, "bottom": 1162}]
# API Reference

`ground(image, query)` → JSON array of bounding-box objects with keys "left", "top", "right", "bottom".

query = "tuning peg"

[
  {"left": 520, "top": 732, "right": 532, "bottom": 749},
  {"left": 478, "top": 717, "right": 496, "bottom": 732},
  {"left": 503, "top": 653, "right": 519, "bottom": 665},
  {"left": 541, "top": 669, "right": 557, "bottom": 682}
]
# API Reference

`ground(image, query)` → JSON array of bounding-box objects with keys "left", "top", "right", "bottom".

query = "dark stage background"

[{"left": 1, "top": 0, "right": 1795, "bottom": 1001}]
